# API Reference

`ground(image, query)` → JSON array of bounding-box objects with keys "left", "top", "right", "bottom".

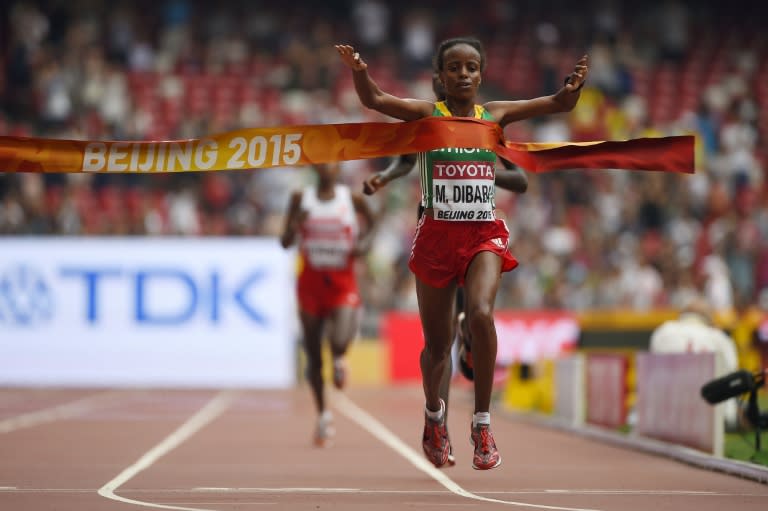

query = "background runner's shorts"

[
  {"left": 298, "top": 268, "right": 360, "bottom": 317},
  {"left": 408, "top": 216, "right": 519, "bottom": 288}
]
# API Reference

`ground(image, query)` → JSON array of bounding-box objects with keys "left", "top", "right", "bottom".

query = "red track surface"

[{"left": 1, "top": 386, "right": 767, "bottom": 510}]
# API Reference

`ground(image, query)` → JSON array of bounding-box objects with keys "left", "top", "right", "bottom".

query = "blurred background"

[
  {"left": 2, "top": 0, "right": 768, "bottom": 316},
  {"left": 1, "top": 0, "right": 767, "bottom": 459}
]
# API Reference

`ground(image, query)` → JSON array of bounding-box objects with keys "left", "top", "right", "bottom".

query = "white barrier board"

[
  {"left": 636, "top": 352, "right": 723, "bottom": 455},
  {"left": 586, "top": 354, "right": 627, "bottom": 428},
  {"left": 555, "top": 354, "right": 585, "bottom": 426},
  {"left": 0, "top": 238, "right": 296, "bottom": 388}
]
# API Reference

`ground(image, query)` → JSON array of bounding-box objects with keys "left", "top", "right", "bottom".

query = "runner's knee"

[
  {"left": 422, "top": 341, "right": 452, "bottom": 362},
  {"left": 466, "top": 303, "right": 494, "bottom": 337}
]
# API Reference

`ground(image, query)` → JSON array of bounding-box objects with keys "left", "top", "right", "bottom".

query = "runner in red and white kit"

[
  {"left": 337, "top": 37, "right": 587, "bottom": 469},
  {"left": 281, "top": 162, "right": 376, "bottom": 447}
]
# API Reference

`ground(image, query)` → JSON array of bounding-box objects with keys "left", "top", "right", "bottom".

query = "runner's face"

[
  {"left": 439, "top": 44, "right": 482, "bottom": 101},
  {"left": 315, "top": 162, "right": 340, "bottom": 186}
]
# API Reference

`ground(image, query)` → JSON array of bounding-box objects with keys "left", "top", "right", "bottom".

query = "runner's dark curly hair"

[{"left": 433, "top": 37, "right": 486, "bottom": 72}]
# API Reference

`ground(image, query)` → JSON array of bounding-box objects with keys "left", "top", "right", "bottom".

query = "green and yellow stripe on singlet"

[{"left": 419, "top": 102, "right": 497, "bottom": 212}]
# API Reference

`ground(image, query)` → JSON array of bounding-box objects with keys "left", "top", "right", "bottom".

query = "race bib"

[
  {"left": 302, "top": 221, "right": 354, "bottom": 269},
  {"left": 432, "top": 160, "right": 495, "bottom": 221},
  {"left": 304, "top": 239, "right": 352, "bottom": 269}
]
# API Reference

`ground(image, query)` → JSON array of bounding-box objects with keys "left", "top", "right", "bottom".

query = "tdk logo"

[
  {"left": 0, "top": 265, "right": 54, "bottom": 327},
  {"left": 60, "top": 267, "right": 269, "bottom": 326},
  {"left": 1, "top": 265, "right": 270, "bottom": 327}
]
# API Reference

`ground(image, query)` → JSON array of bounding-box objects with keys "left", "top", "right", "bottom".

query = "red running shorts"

[
  {"left": 297, "top": 267, "right": 360, "bottom": 317},
  {"left": 408, "top": 215, "right": 518, "bottom": 288}
]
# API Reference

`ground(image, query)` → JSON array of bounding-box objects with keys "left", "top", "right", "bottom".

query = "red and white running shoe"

[
  {"left": 470, "top": 423, "right": 501, "bottom": 470},
  {"left": 422, "top": 400, "right": 451, "bottom": 467}
]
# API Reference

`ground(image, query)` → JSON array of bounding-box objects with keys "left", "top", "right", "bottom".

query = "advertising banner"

[
  {"left": 0, "top": 118, "right": 694, "bottom": 175},
  {"left": 383, "top": 310, "right": 579, "bottom": 382},
  {"left": 586, "top": 353, "right": 628, "bottom": 428},
  {"left": 0, "top": 238, "right": 296, "bottom": 388}
]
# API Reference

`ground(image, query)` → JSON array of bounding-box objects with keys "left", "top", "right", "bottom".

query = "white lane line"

[
  {"left": 193, "top": 487, "right": 359, "bottom": 493},
  {"left": 4, "top": 487, "right": 768, "bottom": 498},
  {"left": 98, "top": 390, "right": 237, "bottom": 511},
  {"left": 161, "top": 503, "right": 276, "bottom": 506},
  {"left": 333, "top": 392, "right": 602, "bottom": 511},
  {"left": 542, "top": 490, "right": 723, "bottom": 495},
  {"left": 395, "top": 504, "right": 473, "bottom": 508},
  {"left": 187, "top": 488, "right": 753, "bottom": 496},
  {"left": 0, "top": 391, "right": 122, "bottom": 433},
  {"left": 148, "top": 489, "right": 768, "bottom": 498}
]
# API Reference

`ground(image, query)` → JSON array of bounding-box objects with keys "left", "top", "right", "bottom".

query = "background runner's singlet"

[
  {"left": 299, "top": 184, "right": 359, "bottom": 271},
  {"left": 417, "top": 101, "right": 497, "bottom": 221}
]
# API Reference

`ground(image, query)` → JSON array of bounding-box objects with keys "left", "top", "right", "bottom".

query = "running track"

[{"left": 1, "top": 386, "right": 767, "bottom": 510}]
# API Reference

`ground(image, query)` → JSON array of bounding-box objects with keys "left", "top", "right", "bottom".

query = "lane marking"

[
  {"left": 333, "top": 392, "right": 602, "bottom": 511},
  {"left": 6, "top": 486, "right": 768, "bottom": 498},
  {"left": 193, "top": 487, "right": 359, "bottom": 493},
  {"left": 2, "top": 487, "right": 767, "bottom": 498},
  {"left": 185, "top": 488, "right": 761, "bottom": 497},
  {"left": 543, "top": 490, "right": 722, "bottom": 495},
  {"left": 97, "top": 390, "right": 237, "bottom": 511},
  {"left": 398, "top": 504, "right": 473, "bottom": 508},
  {"left": 0, "top": 391, "right": 123, "bottom": 433},
  {"left": 159, "top": 502, "right": 276, "bottom": 506}
]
